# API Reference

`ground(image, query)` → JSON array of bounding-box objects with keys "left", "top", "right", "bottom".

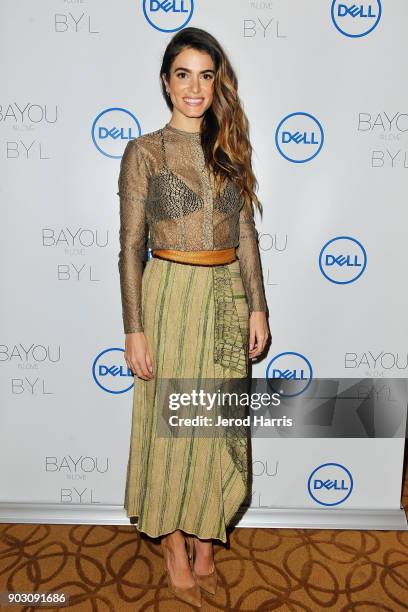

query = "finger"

[
  {"left": 145, "top": 351, "right": 154, "bottom": 375},
  {"left": 128, "top": 360, "right": 140, "bottom": 377},
  {"left": 249, "top": 337, "right": 261, "bottom": 354},
  {"left": 257, "top": 337, "right": 267, "bottom": 350},
  {"left": 137, "top": 357, "right": 151, "bottom": 380},
  {"left": 249, "top": 336, "right": 266, "bottom": 358},
  {"left": 134, "top": 367, "right": 149, "bottom": 381},
  {"left": 125, "top": 356, "right": 141, "bottom": 377},
  {"left": 141, "top": 353, "right": 154, "bottom": 378},
  {"left": 125, "top": 357, "right": 136, "bottom": 373}
]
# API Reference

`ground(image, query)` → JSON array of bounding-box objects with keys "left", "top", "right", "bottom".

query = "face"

[{"left": 162, "top": 47, "right": 215, "bottom": 120}]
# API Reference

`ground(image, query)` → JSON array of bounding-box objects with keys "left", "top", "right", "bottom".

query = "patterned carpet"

[{"left": 0, "top": 466, "right": 407, "bottom": 611}]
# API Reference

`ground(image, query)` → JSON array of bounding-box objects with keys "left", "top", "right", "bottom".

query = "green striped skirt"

[{"left": 124, "top": 257, "right": 250, "bottom": 543}]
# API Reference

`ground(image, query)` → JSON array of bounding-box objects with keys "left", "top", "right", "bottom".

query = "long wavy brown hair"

[{"left": 160, "top": 27, "right": 262, "bottom": 214}]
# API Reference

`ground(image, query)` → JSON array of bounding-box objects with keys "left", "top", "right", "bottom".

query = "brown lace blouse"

[{"left": 117, "top": 123, "right": 267, "bottom": 334}]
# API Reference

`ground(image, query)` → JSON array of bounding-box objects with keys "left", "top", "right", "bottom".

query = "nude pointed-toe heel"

[
  {"left": 188, "top": 534, "right": 218, "bottom": 596},
  {"left": 161, "top": 537, "right": 202, "bottom": 608}
]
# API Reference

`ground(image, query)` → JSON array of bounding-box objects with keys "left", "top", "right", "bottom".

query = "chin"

[{"left": 185, "top": 110, "right": 204, "bottom": 117}]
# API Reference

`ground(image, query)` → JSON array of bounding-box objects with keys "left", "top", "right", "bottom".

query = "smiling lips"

[{"left": 183, "top": 97, "right": 204, "bottom": 106}]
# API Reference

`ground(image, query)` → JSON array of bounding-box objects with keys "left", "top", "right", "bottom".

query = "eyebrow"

[{"left": 173, "top": 67, "right": 215, "bottom": 74}]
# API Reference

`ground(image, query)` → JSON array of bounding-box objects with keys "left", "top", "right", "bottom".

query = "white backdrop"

[{"left": 0, "top": 0, "right": 407, "bottom": 529}]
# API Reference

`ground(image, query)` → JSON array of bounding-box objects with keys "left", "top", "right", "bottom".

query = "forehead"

[{"left": 172, "top": 47, "right": 214, "bottom": 70}]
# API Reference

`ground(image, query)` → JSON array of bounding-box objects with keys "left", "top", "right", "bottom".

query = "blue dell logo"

[
  {"left": 331, "top": 1, "right": 382, "bottom": 38},
  {"left": 91, "top": 108, "right": 141, "bottom": 159},
  {"left": 92, "top": 348, "right": 134, "bottom": 394},
  {"left": 275, "top": 112, "right": 324, "bottom": 163},
  {"left": 143, "top": 0, "right": 194, "bottom": 32},
  {"left": 319, "top": 236, "right": 367, "bottom": 284},
  {"left": 266, "top": 351, "right": 313, "bottom": 397},
  {"left": 308, "top": 462, "right": 353, "bottom": 506}
]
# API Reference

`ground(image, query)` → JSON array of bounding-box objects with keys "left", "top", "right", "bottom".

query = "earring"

[{"left": 166, "top": 90, "right": 170, "bottom": 96}]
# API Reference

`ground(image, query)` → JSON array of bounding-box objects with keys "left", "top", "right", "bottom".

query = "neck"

[{"left": 167, "top": 112, "right": 203, "bottom": 134}]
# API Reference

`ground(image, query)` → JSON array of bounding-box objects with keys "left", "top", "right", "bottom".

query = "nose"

[{"left": 190, "top": 75, "right": 201, "bottom": 94}]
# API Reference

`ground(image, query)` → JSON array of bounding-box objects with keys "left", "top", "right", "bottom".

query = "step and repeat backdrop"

[{"left": 0, "top": 1, "right": 407, "bottom": 529}]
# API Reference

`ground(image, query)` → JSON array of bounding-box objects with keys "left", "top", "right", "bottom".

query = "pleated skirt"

[{"left": 124, "top": 256, "right": 250, "bottom": 543}]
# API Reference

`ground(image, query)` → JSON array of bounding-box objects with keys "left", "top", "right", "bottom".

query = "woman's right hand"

[{"left": 124, "top": 332, "right": 155, "bottom": 380}]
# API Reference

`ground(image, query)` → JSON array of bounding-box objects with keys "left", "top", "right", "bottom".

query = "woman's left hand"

[{"left": 248, "top": 311, "right": 269, "bottom": 360}]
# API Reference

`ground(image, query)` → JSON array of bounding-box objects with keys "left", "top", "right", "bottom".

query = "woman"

[{"left": 117, "top": 27, "right": 269, "bottom": 607}]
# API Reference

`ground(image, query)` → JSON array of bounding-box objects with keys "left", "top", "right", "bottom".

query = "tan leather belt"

[{"left": 152, "top": 247, "right": 237, "bottom": 266}]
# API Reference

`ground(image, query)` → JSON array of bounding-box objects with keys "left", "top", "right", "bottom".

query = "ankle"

[
  {"left": 194, "top": 540, "right": 213, "bottom": 553},
  {"left": 195, "top": 547, "right": 213, "bottom": 559}
]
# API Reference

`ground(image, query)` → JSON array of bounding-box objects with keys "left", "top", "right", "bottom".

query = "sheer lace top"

[{"left": 117, "top": 123, "right": 267, "bottom": 334}]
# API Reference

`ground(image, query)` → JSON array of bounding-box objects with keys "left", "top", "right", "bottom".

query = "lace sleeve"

[
  {"left": 236, "top": 201, "right": 268, "bottom": 313},
  {"left": 117, "top": 139, "right": 150, "bottom": 334}
]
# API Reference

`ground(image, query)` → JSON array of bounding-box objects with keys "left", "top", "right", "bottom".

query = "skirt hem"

[{"left": 127, "top": 519, "right": 228, "bottom": 544}]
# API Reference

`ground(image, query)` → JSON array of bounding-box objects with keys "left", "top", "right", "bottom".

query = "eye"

[
  {"left": 203, "top": 73, "right": 214, "bottom": 80},
  {"left": 176, "top": 71, "right": 187, "bottom": 79}
]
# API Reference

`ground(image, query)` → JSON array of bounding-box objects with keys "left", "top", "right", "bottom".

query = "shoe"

[
  {"left": 161, "top": 536, "right": 202, "bottom": 607},
  {"left": 187, "top": 534, "right": 218, "bottom": 596}
]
